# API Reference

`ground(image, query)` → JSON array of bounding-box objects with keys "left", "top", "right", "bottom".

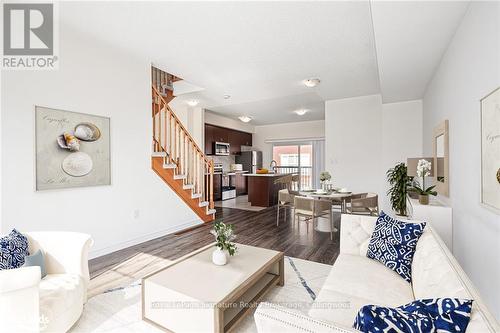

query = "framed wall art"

[
  {"left": 35, "top": 106, "right": 111, "bottom": 190},
  {"left": 480, "top": 87, "right": 500, "bottom": 213}
]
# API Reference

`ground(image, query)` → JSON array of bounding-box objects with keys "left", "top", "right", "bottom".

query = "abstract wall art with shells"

[
  {"left": 480, "top": 87, "right": 500, "bottom": 213},
  {"left": 35, "top": 106, "right": 110, "bottom": 190}
]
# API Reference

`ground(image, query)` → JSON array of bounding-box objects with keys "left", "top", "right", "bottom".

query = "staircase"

[{"left": 151, "top": 79, "right": 215, "bottom": 222}]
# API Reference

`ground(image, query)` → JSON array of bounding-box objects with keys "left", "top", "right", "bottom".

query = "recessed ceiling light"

[
  {"left": 303, "top": 78, "right": 321, "bottom": 88},
  {"left": 238, "top": 116, "right": 252, "bottom": 123},
  {"left": 294, "top": 109, "right": 309, "bottom": 116},
  {"left": 186, "top": 99, "right": 199, "bottom": 107},
  {"left": 223, "top": 95, "right": 231, "bottom": 99}
]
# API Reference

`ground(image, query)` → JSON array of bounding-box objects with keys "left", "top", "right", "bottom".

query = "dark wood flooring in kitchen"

[{"left": 88, "top": 206, "right": 340, "bottom": 297}]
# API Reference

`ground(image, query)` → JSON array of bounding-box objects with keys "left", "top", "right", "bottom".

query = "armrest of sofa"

[
  {"left": 0, "top": 266, "right": 41, "bottom": 293},
  {"left": 255, "top": 302, "right": 357, "bottom": 333},
  {"left": 0, "top": 266, "right": 41, "bottom": 332},
  {"left": 339, "top": 214, "right": 377, "bottom": 256},
  {"left": 26, "top": 232, "right": 93, "bottom": 286}
]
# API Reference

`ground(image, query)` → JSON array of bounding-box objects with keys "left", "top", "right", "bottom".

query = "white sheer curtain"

[{"left": 312, "top": 139, "right": 325, "bottom": 189}]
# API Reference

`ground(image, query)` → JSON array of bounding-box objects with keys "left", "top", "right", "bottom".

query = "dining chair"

[
  {"left": 291, "top": 174, "right": 300, "bottom": 191},
  {"left": 293, "top": 196, "right": 334, "bottom": 240},
  {"left": 276, "top": 189, "right": 297, "bottom": 226},
  {"left": 346, "top": 193, "right": 379, "bottom": 216},
  {"left": 274, "top": 174, "right": 293, "bottom": 190}
]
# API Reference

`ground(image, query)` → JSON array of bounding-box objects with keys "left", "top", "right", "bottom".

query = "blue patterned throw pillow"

[
  {"left": 353, "top": 298, "right": 473, "bottom": 333},
  {"left": 23, "top": 249, "right": 47, "bottom": 278},
  {"left": 367, "top": 211, "right": 426, "bottom": 282},
  {"left": 0, "top": 229, "right": 30, "bottom": 270}
]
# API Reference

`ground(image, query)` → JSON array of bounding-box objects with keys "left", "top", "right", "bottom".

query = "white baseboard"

[{"left": 89, "top": 219, "right": 202, "bottom": 259}]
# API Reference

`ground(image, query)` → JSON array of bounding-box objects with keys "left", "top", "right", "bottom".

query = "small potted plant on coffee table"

[{"left": 210, "top": 221, "right": 237, "bottom": 266}]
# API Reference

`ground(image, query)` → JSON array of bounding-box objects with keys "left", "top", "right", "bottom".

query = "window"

[{"left": 272, "top": 143, "right": 313, "bottom": 189}]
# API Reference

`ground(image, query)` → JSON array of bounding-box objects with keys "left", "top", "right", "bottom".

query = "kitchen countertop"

[
  {"left": 243, "top": 172, "right": 295, "bottom": 177},
  {"left": 225, "top": 171, "right": 248, "bottom": 176},
  {"left": 211, "top": 171, "right": 248, "bottom": 175}
]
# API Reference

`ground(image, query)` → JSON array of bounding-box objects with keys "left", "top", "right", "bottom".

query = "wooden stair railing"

[{"left": 151, "top": 86, "right": 215, "bottom": 221}]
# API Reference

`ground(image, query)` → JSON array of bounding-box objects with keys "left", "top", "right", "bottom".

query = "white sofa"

[
  {"left": 0, "top": 232, "right": 93, "bottom": 332},
  {"left": 255, "top": 214, "right": 500, "bottom": 332}
]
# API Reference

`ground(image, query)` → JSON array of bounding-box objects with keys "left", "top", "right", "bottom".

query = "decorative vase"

[
  {"left": 419, "top": 194, "right": 429, "bottom": 205},
  {"left": 212, "top": 247, "right": 227, "bottom": 266}
]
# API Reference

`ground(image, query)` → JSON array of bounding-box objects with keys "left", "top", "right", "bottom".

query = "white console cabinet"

[{"left": 409, "top": 198, "right": 453, "bottom": 252}]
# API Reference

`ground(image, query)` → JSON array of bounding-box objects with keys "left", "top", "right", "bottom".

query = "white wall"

[
  {"left": 381, "top": 100, "right": 423, "bottom": 210},
  {"left": 205, "top": 110, "right": 255, "bottom": 133},
  {"left": 325, "top": 95, "right": 383, "bottom": 196},
  {"left": 168, "top": 100, "right": 204, "bottom": 147},
  {"left": 253, "top": 120, "right": 325, "bottom": 168},
  {"left": 325, "top": 95, "right": 422, "bottom": 212},
  {"left": 422, "top": 2, "right": 500, "bottom": 319},
  {"left": 1, "top": 23, "right": 201, "bottom": 258}
]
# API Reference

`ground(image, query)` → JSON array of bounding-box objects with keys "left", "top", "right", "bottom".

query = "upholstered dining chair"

[
  {"left": 346, "top": 193, "right": 379, "bottom": 216},
  {"left": 274, "top": 174, "right": 293, "bottom": 190},
  {"left": 291, "top": 174, "right": 300, "bottom": 191},
  {"left": 276, "top": 189, "right": 297, "bottom": 226},
  {"left": 293, "top": 196, "right": 334, "bottom": 239}
]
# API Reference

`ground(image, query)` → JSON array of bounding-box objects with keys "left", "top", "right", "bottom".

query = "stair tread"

[
  {"left": 206, "top": 208, "right": 216, "bottom": 215},
  {"left": 163, "top": 163, "right": 177, "bottom": 169}
]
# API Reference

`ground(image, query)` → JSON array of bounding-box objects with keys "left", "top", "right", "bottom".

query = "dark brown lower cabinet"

[
  {"left": 235, "top": 173, "right": 247, "bottom": 195},
  {"left": 213, "top": 174, "right": 222, "bottom": 201}
]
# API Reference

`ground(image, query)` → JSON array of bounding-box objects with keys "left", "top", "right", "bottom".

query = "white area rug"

[{"left": 71, "top": 257, "right": 332, "bottom": 332}]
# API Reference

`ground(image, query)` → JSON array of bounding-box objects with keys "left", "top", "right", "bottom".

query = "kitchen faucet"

[{"left": 270, "top": 160, "right": 278, "bottom": 173}]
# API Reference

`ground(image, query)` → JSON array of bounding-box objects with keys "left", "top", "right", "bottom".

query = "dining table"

[
  {"left": 298, "top": 190, "right": 353, "bottom": 213},
  {"left": 297, "top": 189, "right": 353, "bottom": 234}
]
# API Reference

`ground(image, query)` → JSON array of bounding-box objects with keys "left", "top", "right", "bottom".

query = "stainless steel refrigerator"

[{"left": 236, "top": 151, "right": 262, "bottom": 173}]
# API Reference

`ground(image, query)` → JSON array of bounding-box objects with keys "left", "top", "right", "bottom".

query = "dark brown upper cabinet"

[
  {"left": 213, "top": 125, "right": 229, "bottom": 143},
  {"left": 205, "top": 124, "right": 252, "bottom": 155},
  {"left": 204, "top": 124, "right": 215, "bottom": 155}
]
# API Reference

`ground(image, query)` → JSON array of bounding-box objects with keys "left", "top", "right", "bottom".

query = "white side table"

[{"left": 409, "top": 198, "right": 453, "bottom": 252}]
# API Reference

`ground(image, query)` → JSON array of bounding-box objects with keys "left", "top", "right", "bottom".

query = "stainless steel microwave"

[{"left": 214, "top": 142, "right": 230, "bottom": 155}]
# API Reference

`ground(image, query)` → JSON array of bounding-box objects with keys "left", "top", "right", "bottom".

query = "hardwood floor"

[{"left": 88, "top": 206, "right": 340, "bottom": 297}]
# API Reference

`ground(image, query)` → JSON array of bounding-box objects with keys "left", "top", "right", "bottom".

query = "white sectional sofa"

[
  {"left": 255, "top": 214, "right": 500, "bottom": 332},
  {"left": 0, "top": 232, "right": 93, "bottom": 332}
]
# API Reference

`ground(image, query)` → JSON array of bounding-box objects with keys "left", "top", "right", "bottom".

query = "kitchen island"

[{"left": 243, "top": 173, "right": 294, "bottom": 207}]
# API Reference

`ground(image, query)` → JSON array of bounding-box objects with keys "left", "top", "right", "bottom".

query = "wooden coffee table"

[{"left": 142, "top": 243, "right": 284, "bottom": 332}]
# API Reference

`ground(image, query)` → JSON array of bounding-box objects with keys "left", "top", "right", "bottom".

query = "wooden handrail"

[
  {"left": 152, "top": 86, "right": 211, "bottom": 164},
  {"left": 152, "top": 85, "right": 214, "bottom": 211}
]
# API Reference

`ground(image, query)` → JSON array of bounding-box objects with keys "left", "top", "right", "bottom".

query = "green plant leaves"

[{"left": 386, "top": 163, "right": 411, "bottom": 216}]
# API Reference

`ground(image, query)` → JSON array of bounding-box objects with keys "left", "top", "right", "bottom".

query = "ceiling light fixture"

[
  {"left": 238, "top": 116, "right": 252, "bottom": 123},
  {"left": 303, "top": 78, "right": 321, "bottom": 88},
  {"left": 186, "top": 99, "right": 199, "bottom": 107},
  {"left": 294, "top": 109, "right": 309, "bottom": 116}
]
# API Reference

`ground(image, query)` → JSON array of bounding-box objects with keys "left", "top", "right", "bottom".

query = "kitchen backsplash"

[{"left": 211, "top": 155, "right": 235, "bottom": 171}]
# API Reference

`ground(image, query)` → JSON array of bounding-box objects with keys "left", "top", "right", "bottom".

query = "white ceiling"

[
  {"left": 371, "top": 1, "right": 470, "bottom": 103},
  {"left": 60, "top": 1, "right": 470, "bottom": 125}
]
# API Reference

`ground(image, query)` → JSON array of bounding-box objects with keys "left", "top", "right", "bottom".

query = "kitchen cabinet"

[
  {"left": 205, "top": 124, "right": 253, "bottom": 155},
  {"left": 213, "top": 125, "right": 229, "bottom": 143},
  {"left": 235, "top": 173, "right": 247, "bottom": 195},
  {"left": 241, "top": 132, "right": 252, "bottom": 147},
  {"left": 213, "top": 173, "right": 222, "bottom": 201},
  {"left": 204, "top": 125, "right": 214, "bottom": 155}
]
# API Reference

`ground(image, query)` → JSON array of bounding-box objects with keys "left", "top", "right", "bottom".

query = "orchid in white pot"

[
  {"left": 410, "top": 159, "right": 437, "bottom": 205},
  {"left": 210, "top": 221, "right": 237, "bottom": 266}
]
